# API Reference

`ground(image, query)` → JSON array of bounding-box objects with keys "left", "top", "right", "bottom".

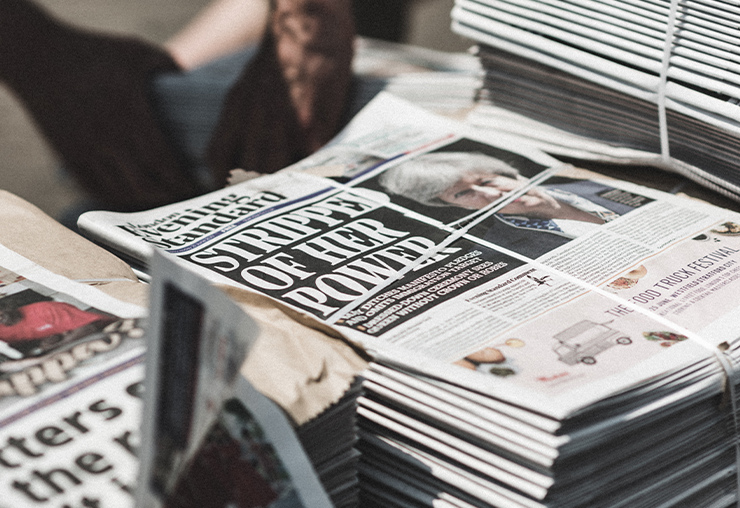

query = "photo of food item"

[
  {"left": 643, "top": 331, "right": 688, "bottom": 347},
  {"left": 607, "top": 277, "right": 638, "bottom": 290},
  {"left": 466, "top": 347, "right": 506, "bottom": 364},
  {"left": 453, "top": 346, "right": 505, "bottom": 370},
  {"left": 607, "top": 265, "right": 647, "bottom": 291},
  {"left": 626, "top": 265, "right": 647, "bottom": 279},
  {"left": 453, "top": 341, "right": 523, "bottom": 377},
  {"left": 488, "top": 366, "right": 516, "bottom": 377},
  {"left": 711, "top": 222, "right": 740, "bottom": 236},
  {"left": 503, "top": 338, "right": 525, "bottom": 348}
]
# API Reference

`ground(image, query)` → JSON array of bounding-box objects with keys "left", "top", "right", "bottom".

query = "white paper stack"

[
  {"left": 75, "top": 93, "right": 740, "bottom": 508},
  {"left": 450, "top": 0, "right": 740, "bottom": 201},
  {"left": 356, "top": 353, "right": 740, "bottom": 507}
]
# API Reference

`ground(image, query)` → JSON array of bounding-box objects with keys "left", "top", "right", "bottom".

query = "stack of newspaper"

[
  {"left": 78, "top": 95, "right": 740, "bottom": 507},
  {"left": 450, "top": 0, "right": 740, "bottom": 202},
  {"left": 357, "top": 352, "right": 740, "bottom": 507},
  {"left": 295, "top": 382, "right": 364, "bottom": 507},
  {"left": 350, "top": 37, "right": 481, "bottom": 119}
]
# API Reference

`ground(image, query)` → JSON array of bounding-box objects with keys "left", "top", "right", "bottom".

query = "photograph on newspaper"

[
  {"left": 464, "top": 171, "right": 655, "bottom": 259},
  {"left": 351, "top": 136, "right": 552, "bottom": 226},
  {"left": 0, "top": 245, "right": 145, "bottom": 414}
]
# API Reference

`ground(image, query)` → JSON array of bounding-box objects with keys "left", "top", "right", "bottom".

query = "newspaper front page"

[
  {"left": 78, "top": 93, "right": 740, "bottom": 421},
  {"left": 0, "top": 244, "right": 146, "bottom": 508}
]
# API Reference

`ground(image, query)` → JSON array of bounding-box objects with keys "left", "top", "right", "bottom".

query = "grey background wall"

[{"left": 0, "top": 0, "right": 471, "bottom": 221}]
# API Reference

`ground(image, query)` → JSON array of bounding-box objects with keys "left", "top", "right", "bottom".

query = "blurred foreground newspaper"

[
  {"left": 0, "top": 244, "right": 146, "bottom": 508},
  {"left": 137, "top": 252, "right": 333, "bottom": 508},
  {"left": 79, "top": 93, "right": 740, "bottom": 421},
  {"left": 0, "top": 190, "right": 365, "bottom": 508}
]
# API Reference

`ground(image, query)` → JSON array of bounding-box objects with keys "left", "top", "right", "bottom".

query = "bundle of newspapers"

[
  {"left": 450, "top": 0, "right": 740, "bottom": 202},
  {"left": 78, "top": 94, "right": 740, "bottom": 507}
]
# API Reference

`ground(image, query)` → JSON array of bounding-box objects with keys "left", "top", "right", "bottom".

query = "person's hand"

[
  {"left": 207, "top": 0, "right": 355, "bottom": 185},
  {"left": 0, "top": 0, "right": 203, "bottom": 210}
]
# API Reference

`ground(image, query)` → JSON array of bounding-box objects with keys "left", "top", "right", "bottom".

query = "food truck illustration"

[{"left": 553, "top": 320, "right": 632, "bottom": 365}]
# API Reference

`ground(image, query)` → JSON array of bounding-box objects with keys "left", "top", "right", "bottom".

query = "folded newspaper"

[
  {"left": 137, "top": 251, "right": 336, "bottom": 508},
  {"left": 0, "top": 243, "right": 352, "bottom": 508},
  {"left": 0, "top": 244, "right": 146, "bottom": 508},
  {"left": 78, "top": 94, "right": 740, "bottom": 506}
]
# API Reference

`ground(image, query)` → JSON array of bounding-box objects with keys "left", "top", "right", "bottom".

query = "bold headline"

[
  {"left": 0, "top": 319, "right": 143, "bottom": 400},
  {"left": 182, "top": 191, "right": 451, "bottom": 318},
  {"left": 2, "top": 375, "right": 143, "bottom": 507},
  {"left": 626, "top": 247, "right": 740, "bottom": 308},
  {"left": 168, "top": 190, "right": 524, "bottom": 333}
]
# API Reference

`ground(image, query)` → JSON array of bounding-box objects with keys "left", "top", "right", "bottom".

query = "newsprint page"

[
  {"left": 0, "top": 245, "right": 145, "bottom": 508},
  {"left": 137, "top": 252, "right": 333, "bottom": 508},
  {"left": 79, "top": 93, "right": 740, "bottom": 423}
]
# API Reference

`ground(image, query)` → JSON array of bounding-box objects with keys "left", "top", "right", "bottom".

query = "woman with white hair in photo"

[
  {"left": 378, "top": 151, "right": 647, "bottom": 258},
  {"left": 378, "top": 151, "right": 525, "bottom": 210}
]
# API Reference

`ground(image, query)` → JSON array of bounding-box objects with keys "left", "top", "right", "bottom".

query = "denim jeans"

[{"left": 150, "top": 46, "right": 258, "bottom": 190}]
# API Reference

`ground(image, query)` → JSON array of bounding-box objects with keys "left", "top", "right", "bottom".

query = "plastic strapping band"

[{"left": 657, "top": 0, "right": 679, "bottom": 163}]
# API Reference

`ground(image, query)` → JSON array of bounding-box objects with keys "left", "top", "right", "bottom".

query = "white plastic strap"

[{"left": 657, "top": 0, "right": 680, "bottom": 163}]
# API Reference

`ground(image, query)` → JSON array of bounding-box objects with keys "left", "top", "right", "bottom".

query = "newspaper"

[
  {"left": 450, "top": 0, "right": 740, "bottom": 203},
  {"left": 0, "top": 243, "right": 146, "bottom": 508},
  {"left": 137, "top": 251, "right": 332, "bottom": 508},
  {"left": 78, "top": 93, "right": 740, "bottom": 422}
]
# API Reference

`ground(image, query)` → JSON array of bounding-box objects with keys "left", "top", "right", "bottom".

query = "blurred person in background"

[{"left": 0, "top": 0, "right": 359, "bottom": 215}]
